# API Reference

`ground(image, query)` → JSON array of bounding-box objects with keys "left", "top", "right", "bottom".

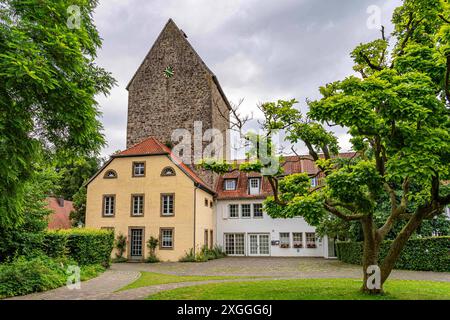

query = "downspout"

[{"left": 193, "top": 187, "right": 197, "bottom": 256}]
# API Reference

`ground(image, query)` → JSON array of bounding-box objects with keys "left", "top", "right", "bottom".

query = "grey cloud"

[{"left": 94, "top": 0, "right": 402, "bottom": 157}]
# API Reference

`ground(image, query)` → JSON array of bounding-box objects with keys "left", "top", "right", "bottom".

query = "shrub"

[
  {"left": 179, "top": 248, "right": 196, "bottom": 262},
  {"left": 114, "top": 233, "right": 127, "bottom": 259},
  {"left": 145, "top": 236, "right": 159, "bottom": 263},
  {"left": 0, "top": 255, "right": 105, "bottom": 299},
  {"left": 42, "top": 231, "right": 68, "bottom": 258},
  {"left": 63, "top": 229, "right": 114, "bottom": 267},
  {"left": 179, "top": 246, "right": 227, "bottom": 263},
  {"left": 41, "top": 229, "right": 114, "bottom": 267},
  {"left": 336, "top": 236, "right": 450, "bottom": 272}
]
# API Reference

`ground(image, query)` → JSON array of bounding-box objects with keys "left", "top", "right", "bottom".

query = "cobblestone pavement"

[{"left": 8, "top": 257, "right": 450, "bottom": 300}]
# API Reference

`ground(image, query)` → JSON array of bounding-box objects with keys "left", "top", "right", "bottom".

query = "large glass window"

[
  {"left": 132, "top": 162, "right": 145, "bottom": 177},
  {"left": 131, "top": 195, "right": 144, "bottom": 216},
  {"left": 224, "top": 234, "right": 245, "bottom": 255},
  {"left": 306, "top": 232, "right": 316, "bottom": 248},
  {"left": 161, "top": 194, "right": 174, "bottom": 216},
  {"left": 160, "top": 229, "right": 174, "bottom": 248},
  {"left": 293, "top": 233, "right": 303, "bottom": 248},
  {"left": 241, "top": 204, "right": 251, "bottom": 218},
  {"left": 280, "top": 233, "right": 290, "bottom": 248},
  {"left": 229, "top": 204, "right": 239, "bottom": 218},
  {"left": 253, "top": 203, "right": 263, "bottom": 218},
  {"left": 224, "top": 179, "right": 237, "bottom": 191},
  {"left": 103, "top": 195, "right": 115, "bottom": 216}
]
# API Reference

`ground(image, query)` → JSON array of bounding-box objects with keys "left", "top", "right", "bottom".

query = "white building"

[{"left": 214, "top": 157, "right": 342, "bottom": 259}]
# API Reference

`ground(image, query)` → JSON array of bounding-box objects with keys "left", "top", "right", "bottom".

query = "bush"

[
  {"left": 42, "top": 229, "right": 114, "bottom": 267},
  {"left": 336, "top": 236, "right": 450, "bottom": 272},
  {"left": 179, "top": 246, "right": 227, "bottom": 263},
  {"left": 0, "top": 255, "right": 105, "bottom": 299},
  {"left": 42, "top": 231, "right": 68, "bottom": 258},
  {"left": 114, "top": 233, "right": 127, "bottom": 259},
  {"left": 145, "top": 237, "right": 160, "bottom": 263}
]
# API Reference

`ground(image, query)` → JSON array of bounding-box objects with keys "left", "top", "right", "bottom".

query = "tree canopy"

[
  {"left": 202, "top": 0, "right": 450, "bottom": 293},
  {"left": 0, "top": 0, "right": 115, "bottom": 227}
]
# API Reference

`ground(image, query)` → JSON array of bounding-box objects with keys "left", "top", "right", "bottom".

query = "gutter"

[{"left": 193, "top": 187, "right": 197, "bottom": 256}]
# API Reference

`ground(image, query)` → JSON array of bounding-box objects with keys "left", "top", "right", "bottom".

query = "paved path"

[{"left": 8, "top": 257, "right": 450, "bottom": 300}]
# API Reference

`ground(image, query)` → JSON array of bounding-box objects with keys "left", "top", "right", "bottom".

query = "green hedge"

[
  {"left": 42, "top": 229, "right": 114, "bottom": 267},
  {"left": 336, "top": 236, "right": 450, "bottom": 272}
]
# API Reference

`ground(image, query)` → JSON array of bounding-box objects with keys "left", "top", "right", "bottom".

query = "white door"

[{"left": 248, "top": 234, "right": 270, "bottom": 256}]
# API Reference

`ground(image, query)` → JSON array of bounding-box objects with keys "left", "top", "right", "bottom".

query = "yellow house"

[{"left": 85, "top": 137, "right": 215, "bottom": 262}]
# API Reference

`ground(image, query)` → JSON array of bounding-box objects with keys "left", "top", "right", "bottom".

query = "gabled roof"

[
  {"left": 215, "top": 153, "right": 356, "bottom": 200},
  {"left": 125, "top": 18, "right": 232, "bottom": 111},
  {"left": 87, "top": 137, "right": 214, "bottom": 194}
]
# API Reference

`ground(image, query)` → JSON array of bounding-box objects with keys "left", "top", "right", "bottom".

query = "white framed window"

[
  {"left": 306, "top": 232, "right": 316, "bottom": 248},
  {"left": 161, "top": 194, "right": 174, "bottom": 216},
  {"left": 253, "top": 203, "right": 263, "bottom": 218},
  {"left": 311, "top": 176, "right": 318, "bottom": 188},
  {"left": 133, "top": 162, "right": 145, "bottom": 177},
  {"left": 280, "top": 233, "right": 290, "bottom": 248},
  {"left": 293, "top": 233, "right": 303, "bottom": 248},
  {"left": 224, "top": 233, "right": 245, "bottom": 255},
  {"left": 160, "top": 229, "right": 174, "bottom": 248},
  {"left": 241, "top": 204, "right": 251, "bottom": 218},
  {"left": 248, "top": 178, "right": 261, "bottom": 195},
  {"left": 224, "top": 179, "right": 237, "bottom": 191},
  {"left": 103, "top": 195, "right": 115, "bottom": 216},
  {"left": 229, "top": 204, "right": 239, "bottom": 218},
  {"left": 131, "top": 195, "right": 144, "bottom": 216}
]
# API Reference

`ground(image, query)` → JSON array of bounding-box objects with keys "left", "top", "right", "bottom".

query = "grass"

[
  {"left": 146, "top": 278, "right": 450, "bottom": 300},
  {"left": 119, "top": 272, "right": 260, "bottom": 291}
]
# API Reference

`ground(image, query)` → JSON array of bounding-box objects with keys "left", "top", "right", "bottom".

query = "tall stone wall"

[{"left": 126, "top": 19, "right": 230, "bottom": 188}]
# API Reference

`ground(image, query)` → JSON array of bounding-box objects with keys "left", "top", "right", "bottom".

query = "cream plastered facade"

[{"left": 85, "top": 154, "right": 214, "bottom": 262}]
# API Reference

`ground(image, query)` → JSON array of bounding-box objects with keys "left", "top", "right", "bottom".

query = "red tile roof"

[
  {"left": 114, "top": 137, "right": 214, "bottom": 194},
  {"left": 216, "top": 152, "right": 356, "bottom": 200},
  {"left": 47, "top": 197, "right": 73, "bottom": 230}
]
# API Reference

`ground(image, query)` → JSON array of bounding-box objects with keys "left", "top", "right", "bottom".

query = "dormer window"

[
  {"left": 132, "top": 162, "right": 145, "bottom": 177},
  {"left": 224, "top": 179, "right": 237, "bottom": 191},
  {"left": 248, "top": 178, "right": 261, "bottom": 195},
  {"left": 161, "top": 166, "right": 176, "bottom": 176},
  {"left": 104, "top": 170, "right": 117, "bottom": 179}
]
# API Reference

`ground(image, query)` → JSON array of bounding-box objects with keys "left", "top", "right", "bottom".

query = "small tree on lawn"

[{"left": 202, "top": 0, "right": 450, "bottom": 294}]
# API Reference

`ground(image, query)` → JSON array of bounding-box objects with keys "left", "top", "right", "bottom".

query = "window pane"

[
  {"left": 161, "top": 229, "right": 173, "bottom": 248},
  {"left": 293, "top": 233, "right": 303, "bottom": 248},
  {"left": 132, "top": 196, "right": 143, "bottom": 215},
  {"left": 253, "top": 204, "right": 263, "bottom": 217},
  {"left": 241, "top": 204, "right": 251, "bottom": 218},
  {"left": 248, "top": 178, "right": 261, "bottom": 195},
  {"left": 104, "top": 196, "right": 114, "bottom": 215},
  {"left": 224, "top": 179, "right": 236, "bottom": 190},
  {"left": 306, "top": 232, "right": 316, "bottom": 248},
  {"left": 229, "top": 204, "right": 239, "bottom": 218},
  {"left": 162, "top": 195, "right": 174, "bottom": 215},
  {"left": 280, "top": 233, "right": 290, "bottom": 248},
  {"left": 133, "top": 163, "right": 145, "bottom": 176}
]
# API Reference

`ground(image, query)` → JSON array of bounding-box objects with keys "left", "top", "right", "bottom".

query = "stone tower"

[{"left": 126, "top": 19, "right": 231, "bottom": 187}]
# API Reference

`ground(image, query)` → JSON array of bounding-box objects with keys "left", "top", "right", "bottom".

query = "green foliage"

[
  {"left": 0, "top": 166, "right": 58, "bottom": 261},
  {"left": 336, "top": 237, "right": 450, "bottom": 272},
  {"left": 0, "top": 255, "right": 105, "bottom": 299},
  {"left": 146, "top": 236, "right": 160, "bottom": 263},
  {"left": 42, "top": 231, "right": 68, "bottom": 258},
  {"left": 179, "top": 246, "right": 226, "bottom": 263},
  {"left": 42, "top": 229, "right": 114, "bottom": 267},
  {"left": 70, "top": 185, "right": 87, "bottom": 227},
  {"left": 114, "top": 233, "right": 127, "bottom": 259},
  {"left": 0, "top": 0, "right": 116, "bottom": 227}
]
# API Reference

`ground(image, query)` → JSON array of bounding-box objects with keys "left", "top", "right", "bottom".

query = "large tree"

[
  {"left": 202, "top": 0, "right": 450, "bottom": 293},
  {"left": 0, "top": 0, "right": 115, "bottom": 227}
]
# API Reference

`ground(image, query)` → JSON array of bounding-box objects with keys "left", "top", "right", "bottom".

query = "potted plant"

[
  {"left": 280, "top": 243, "right": 290, "bottom": 248},
  {"left": 293, "top": 243, "right": 303, "bottom": 248},
  {"left": 307, "top": 243, "right": 316, "bottom": 248}
]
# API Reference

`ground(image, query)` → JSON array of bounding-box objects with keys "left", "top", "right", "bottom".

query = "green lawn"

[
  {"left": 146, "top": 278, "right": 450, "bottom": 300},
  {"left": 119, "top": 272, "right": 259, "bottom": 291}
]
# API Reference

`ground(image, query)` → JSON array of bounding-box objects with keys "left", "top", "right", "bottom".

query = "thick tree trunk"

[
  {"left": 360, "top": 216, "right": 382, "bottom": 294},
  {"left": 380, "top": 211, "right": 426, "bottom": 285}
]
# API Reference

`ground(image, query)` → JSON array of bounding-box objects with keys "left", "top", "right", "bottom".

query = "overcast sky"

[{"left": 93, "top": 0, "right": 402, "bottom": 158}]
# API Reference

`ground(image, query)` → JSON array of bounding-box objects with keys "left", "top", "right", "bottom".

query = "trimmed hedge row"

[
  {"left": 42, "top": 229, "right": 114, "bottom": 267},
  {"left": 336, "top": 236, "right": 450, "bottom": 272}
]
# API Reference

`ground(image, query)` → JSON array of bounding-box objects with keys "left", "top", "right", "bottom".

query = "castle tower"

[{"left": 126, "top": 19, "right": 231, "bottom": 187}]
